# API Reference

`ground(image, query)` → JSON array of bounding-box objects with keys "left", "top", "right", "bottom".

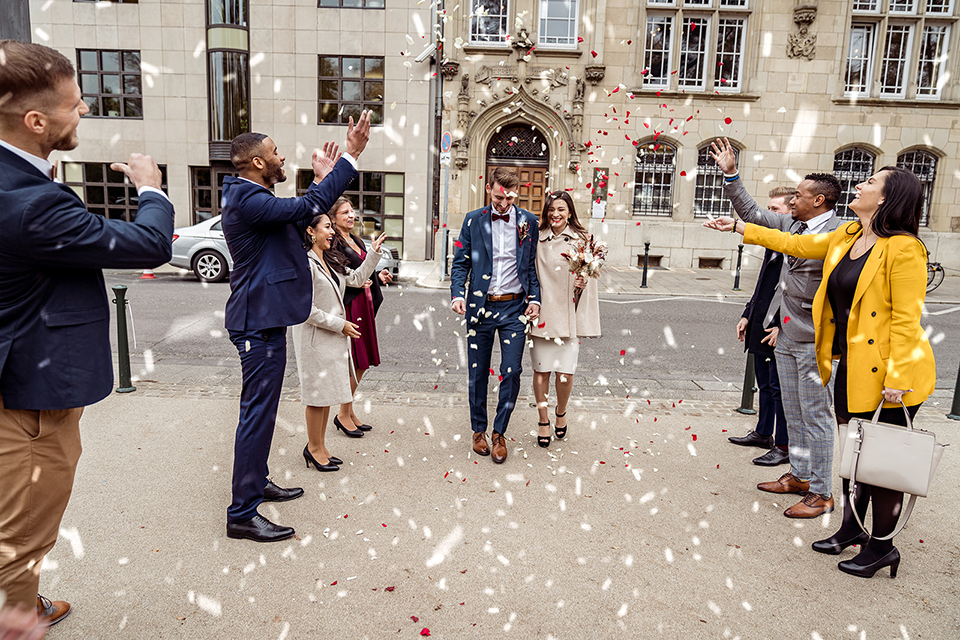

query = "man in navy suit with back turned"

[
  {"left": 0, "top": 40, "right": 174, "bottom": 625},
  {"left": 222, "top": 111, "right": 370, "bottom": 543},
  {"left": 451, "top": 167, "right": 541, "bottom": 464}
]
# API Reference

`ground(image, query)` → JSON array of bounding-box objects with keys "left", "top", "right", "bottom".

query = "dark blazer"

[
  {"left": 221, "top": 159, "right": 358, "bottom": 332},
  {"left": 741, "top": 248, "right": 782, "bottom": 355},
  {"left": 0, "top": 145, "right": 174, "bottom": 411},
  {"left": 450, "top": 205, "right": 541, "bottom": 320}
]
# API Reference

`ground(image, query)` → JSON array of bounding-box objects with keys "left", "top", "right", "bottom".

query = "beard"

[
  {"left": 266, "top": 164, "right": 286, "bottom": 185},
  {"left": 47, "top": 125, "right": 79, "bottom": 152}
]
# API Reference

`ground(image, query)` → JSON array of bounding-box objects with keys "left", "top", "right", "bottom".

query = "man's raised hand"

[
  {"left": 702, "top": 216, "right": 736, "bottom": 232},
  {"left": 709, "top": 137, "right": 738, "bottom": 175},
  {"left": 312, "top": 142, "right": 341, "bottom": 182},
  {"left": 345, "top": 110, "right": 372, "bottom": 159},
  {"left": 110, "top": 153, "right": 162, "bottom": 191}
]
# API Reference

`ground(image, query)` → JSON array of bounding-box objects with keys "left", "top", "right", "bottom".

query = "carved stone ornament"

[
  {"left": 475, "top": 65, "right": 520, "bottom": 86},
  {"left": 440, "top": 61, "right": 460, "bottom": 81},
  {"left": 584, "top": 65, "right": 606, "bottom": 85},
  {"left": 453, "top": 136, "right": 470, "bottom": 169},
  {"left": 510, "top": 27, "right": 535, "bottom": 51},
  {"left": 786, "top": 3, "right": 818, "bottom": 60}
]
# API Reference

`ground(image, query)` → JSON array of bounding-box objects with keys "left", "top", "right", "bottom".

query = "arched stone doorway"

[{"left": 485, "top": 124, "right": 550, "bottom": 215}]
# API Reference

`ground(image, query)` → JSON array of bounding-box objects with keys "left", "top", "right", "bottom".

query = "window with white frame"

[
  {"left": 641, "top": 1, "right": 749, "bottom": 93},
  {"left": 845, "top": 1, "right": 956, "bottom": 99},
  {"left": 897, "top": 149, "right": 937, "bottom": 225},
  {"left": 539, "top": 0, "right": 579, "bottom": 48},
  {"left": 633, "top": 141, "right": 676, "bottom": 216},
  {"left": 833, "top": 148, "right": 876, "bottom": 219},
  {"left": 693, "top": 144, "right": 738, "bottom": 218},
  {"left": 470, "top": 0, "right": 509, "bottom": 44}
]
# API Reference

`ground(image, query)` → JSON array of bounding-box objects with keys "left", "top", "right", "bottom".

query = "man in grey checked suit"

[{"left": 711, "top": 138, "right": 842, "bottom": 519}]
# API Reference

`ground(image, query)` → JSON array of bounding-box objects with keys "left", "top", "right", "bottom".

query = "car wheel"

[{"left": 193, "top": 250, "right": 228, "bottom": 283}]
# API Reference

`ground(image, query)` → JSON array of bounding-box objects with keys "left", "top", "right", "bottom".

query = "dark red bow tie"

[{"left": 491, "top": 211, "right": 510, "bottom": 222}]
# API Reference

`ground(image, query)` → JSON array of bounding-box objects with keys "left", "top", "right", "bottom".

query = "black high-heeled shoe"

[
  {"left": 354, "top": 422, "right": 373, "bottom": 432},
  {"left": 812, "top": 531, "right": 870, "bottom": 555},
  {"left": 328, "top": 456, "right": 344, "bottom": 465},
  {"left": 554, "top": 410, "right": 567, "bottom": 439},
  {"left": 334, "top": 416, "right": 364, "bottom": 438},
  {"left": 537, "top": 422, "right": 551, "bottom": 448},
  {"left": 303, "top": 445, "right": 340, "bottom": 472},
  {"left": 838, "top": 547, "right": 901, "bottom": 579}
]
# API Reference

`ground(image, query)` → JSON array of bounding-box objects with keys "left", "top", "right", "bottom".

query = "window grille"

[
  {"left": 693, "top": 145, "right": 738, "bottom": 218},
  {"left": 833, "top": 148, "right": 876, "bottom": 219},
  {"left": 633, "top": 142, "right": 676, "bottom": 216},
  {"left": 897, "top": 150, "right": 937, "bottom": 226}
]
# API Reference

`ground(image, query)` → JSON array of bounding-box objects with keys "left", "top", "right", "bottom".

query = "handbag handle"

[{"left": 868, "top": 398, "right": 913, "bottom": 430}]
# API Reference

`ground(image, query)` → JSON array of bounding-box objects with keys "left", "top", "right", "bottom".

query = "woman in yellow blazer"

[{"left": 706, "top": 166, "right": 935, "bottom": 579}]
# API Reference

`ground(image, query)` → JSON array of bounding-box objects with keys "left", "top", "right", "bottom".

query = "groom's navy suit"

[
  {"left": 451, "top": 205, "right": 540, "bottom": 435},
  {"left": 221, "top": 158, "right": 357, "bottom": 524}
]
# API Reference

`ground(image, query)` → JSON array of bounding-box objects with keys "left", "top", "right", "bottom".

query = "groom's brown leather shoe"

[
  {"left": 472, "top": 431, "right": 490, "bottom": 456},
  {"left": 491, "top": 432, "right": 507, "bottom": 464},
  {"left": 784, "top": 492, "right": 834, "bottom": 518},
  {"left": 757, "top": 472, "right": 810, "bottom": 494}
]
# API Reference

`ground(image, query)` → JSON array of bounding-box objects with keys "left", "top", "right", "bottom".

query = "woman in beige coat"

[
  {"left": 529, "top": 191, "right": 601, "bottom": 448},
  {"left": 292, "top": 209, "right": 385, "bottom": 472}
]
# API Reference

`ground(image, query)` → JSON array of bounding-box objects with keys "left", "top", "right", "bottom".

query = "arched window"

[
  {"left": 694, "top": 144, "right": 738, "bottom": 218},
  {"left": 897, "top": 150, "right": 937, "bottom": 226},
  {"left": 833, "top": 148, "right": 876, "bottom": 219},
  {"left": 633, "top": 141, "right": 676, "bottom": 216}
]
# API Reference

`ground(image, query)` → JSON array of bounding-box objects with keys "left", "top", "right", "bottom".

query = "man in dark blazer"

[
  {"left": 0, "top": 41, "right": 174, "bottom": 623},
  {"left": 451, "top": 167, "right": 541, "bottom": 464},
  {"left": 728, "top": 187, "right": 793, "bottom": 466},
  {"left": 222, "top": 113, "right": 370, "bottom": 543}
]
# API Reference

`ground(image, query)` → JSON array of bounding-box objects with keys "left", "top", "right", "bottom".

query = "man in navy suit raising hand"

[
  {"left": 451, "top": 167, "right": 541, "bottom": 464},
  {"left": 221, "top": 113, "right": 370, "bottom": 543}
]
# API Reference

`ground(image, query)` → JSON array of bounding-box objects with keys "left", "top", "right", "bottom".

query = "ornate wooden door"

[{"left": 485, "top": 124, "right": 550, "bottom": 217}]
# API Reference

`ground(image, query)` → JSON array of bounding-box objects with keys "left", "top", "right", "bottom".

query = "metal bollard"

[
  {"left": 947, "top": 358, "right": 960, "bottom": 420},
  {"left": 640, "top": 242, "right": 650, "bottom": 288},
  {"left": 112, "top": 285, "right": 136, "bottom": 393},
  {"left": 736, "top": 352, "right": 757, "bottom": 414},
  {"left": 733, "top": 244, "right": 744, "bottom": 291}
]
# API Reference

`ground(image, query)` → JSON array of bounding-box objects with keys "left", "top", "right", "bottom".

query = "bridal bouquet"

[{"left": 561, "top": 234, "right": 607, "bottom": 307}]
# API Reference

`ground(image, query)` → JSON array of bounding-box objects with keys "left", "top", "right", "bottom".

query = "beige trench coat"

[
  {"left": 529, "top": 227, "right": 601, "bottom": 340},
  {"left": 292, "top": 247, "right": 382, "bottom": 407}
]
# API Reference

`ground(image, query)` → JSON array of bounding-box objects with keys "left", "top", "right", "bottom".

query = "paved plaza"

[{"left": 34, "top": 264, "right": 960, "bottom": 639}]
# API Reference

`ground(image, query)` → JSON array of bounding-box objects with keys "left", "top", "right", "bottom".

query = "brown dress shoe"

[
  {"left": 784, "top": 492, "right": 835, "bottom": 518},
  {"left": 491, "top": 432, "right": 508, "bottom": 464},
  {"left": 757, "top": 472, "right": 810, "bottom": 494},
  {"left": 472, "top": 431, "right": 490, "bottom": 456},
  {"left": 37, "top": 594, "right": 71, "bottom": 626}
]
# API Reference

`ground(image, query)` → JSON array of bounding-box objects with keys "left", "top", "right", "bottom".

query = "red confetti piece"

[
  {"left": 444, "top": 471, "right": 449, "bottom": 478},
  {"left": 386, "top": 586, "right": 395, "bottom": 591},
  {"left": 722, "top": 429, "right": 727, "bottom": 432},
  {"left": 620, "top": 350, "right": 626, "bottom": 356},
  {"left": 454, "top": 240, "right": 463, "bottom": 248},
  {"left": 538, "top": 321, "right": 546, "bottom": 328},
  {"left": 382, "top": 523, "right": 387, "bottom": 527},
  {"left": 627, "top": 39, "right": 632, "bottom": 45},
  {"left": 783, "top": 316, "right": 791, "bottom": 323},
  {"left": 489, "top": 368, "right": 495, "bottom": 375},
  {"left": 433, "top": 385, "right": 438, "bottom": 389},
  {"left": 599, "top": 461, "right": 606, "bottom": 464},
  {"left": 577, "top": 36, "right": 584, "bottom": 43},
  {"left": 591, "top": 50, "right": 598, "bottom": 58},
  {"left": 717, "top": 464, "right": 720, "bottom": 469},
  {"left": 920, "top": 539, "right": 924, "bottom": 543},
  {"left": 680, "top": 171, "right": 687, "bottom": 177},
  {"left": 685, "top": 426, "right": 691, "bottom": 430},
  {"left": 411, "top": 616, "right": 419, "bottom": 622},
  {"left": 331, "top": 581, "right": 338, "bottom": 586},
  {"left": 498, "top": 375, "right": 504, "bottom": 382},
  {"left": 420, "top": 630, "right": 431, "bottom": 637},
  {"left": 692, "top": 434, "right": 697, "bottom": 441},
  {"left": 724, "top": 117, "right": 732, "bottom": 125},
  {"left": 343, "top": 514, "right": 348, "bottom": 518}
]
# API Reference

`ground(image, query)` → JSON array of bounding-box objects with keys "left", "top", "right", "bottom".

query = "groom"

[{"left": 451, "top": 167, "right": 541, "bottom": 464}]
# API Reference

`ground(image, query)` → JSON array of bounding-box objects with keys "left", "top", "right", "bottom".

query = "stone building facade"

[{"left": 438, "top": 0, "right": 960, "bottom": 271}]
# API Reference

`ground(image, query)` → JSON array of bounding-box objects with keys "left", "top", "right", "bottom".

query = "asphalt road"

[{"left": 103, "top": 270, "right": 960, "bottom": 392}]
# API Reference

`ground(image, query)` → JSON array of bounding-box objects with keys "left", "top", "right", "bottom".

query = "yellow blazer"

[{"left": 743, "top": 221, "right": 935, "bottom": 413}]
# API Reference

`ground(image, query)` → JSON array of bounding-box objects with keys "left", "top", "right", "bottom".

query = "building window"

[
  {"left": 641, "top": 1, "right": 749, "bottom": 93},
  {"left": 208, "top": 51, "right": 250, "bottom": 141},
  {"left": 633, "top": 141, "right": 676, "bottom": 216},
  {"left": 470, "top": 0, "right": 510, "bottom": 44},
  {"left": 209, "top": 0, "right": 248, "bottom": 25},
  {"left": 297, "top": 171, "right": 405, "bottom": 256},
  {"left": 62, "top": 162, "right": 168, "bottom": 222},
  {"left": 539, "top": 0, "right": 579, "bottom": 48},
  {"left": 318, "top": 56, "right": 384, "bottom": 126},
  {"left": 845, "top": 2, "right": 955, "bottom": 100},
  {"left": 191, "top": 166, "right": 238, "bottom": 224},
  {"left": 833, "top": 148, "right": 876, "bottom": 219},
  {"left": 897, "top": 150, "right": 937, "bottom": 225},
  {"left": 693, "top": 144, "right": 738, "bottom": 218},
  {"left": 77, "top": 50, "right": 142, "bottom": 118},
  {"left": 319, "top": 0, "right": 384, "bottom": 7}
]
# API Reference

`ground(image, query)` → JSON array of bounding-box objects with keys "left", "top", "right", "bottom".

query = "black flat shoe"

[
  {"left": 227, "top": 514, "right": 295, "bottom": 542},
  {"left": 354, "top": 422, "right": 373, "bottom": 431},
  {"left": 812, "top": 531, "right": 870, "bottom": 555},
  {"left": 554, "top": 410, "right": 567, "bottom": 439},
  {"left": 303, "top": 445, "right": 340, "bottom": 472},
  {"left": 334, "top": 416, "right": 364, "bottom": 438},
  {"left": 537, "top": 421, "right": 551, "bottom": 448},
  {"left": 328, "top": 456, "right": 344, "bottom": 465},
  {"left": 838, "top": 547, "right": 900, "bottom": 578},
  {"left": 262, "top": 480, "right": 304, "bottom": 502}
]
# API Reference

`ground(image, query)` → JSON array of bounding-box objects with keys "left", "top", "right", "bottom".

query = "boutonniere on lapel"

[{"left": 518, "top": 219, "right": 530, "bottom": 244}]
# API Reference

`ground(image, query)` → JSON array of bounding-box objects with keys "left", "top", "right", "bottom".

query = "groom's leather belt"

[{"left": 487, "top": 292, "right": 523, "bottom": 302}]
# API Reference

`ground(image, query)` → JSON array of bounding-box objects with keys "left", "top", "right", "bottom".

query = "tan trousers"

[{"left": 0, "top": 393, "right": 82, "bottom": 607}]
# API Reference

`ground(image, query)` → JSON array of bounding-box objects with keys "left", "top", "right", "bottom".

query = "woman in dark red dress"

[{"left": 328, "top": 197, "right": 392, "bottom": 435}]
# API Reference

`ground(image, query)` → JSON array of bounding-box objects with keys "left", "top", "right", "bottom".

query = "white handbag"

[{"left": 838, "top": 400, "right": 947, "bottom": 539}]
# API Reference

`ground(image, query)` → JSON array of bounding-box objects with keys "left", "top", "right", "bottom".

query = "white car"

[{"left": 170, "top": 215, "right": 400, "bottom": 283}]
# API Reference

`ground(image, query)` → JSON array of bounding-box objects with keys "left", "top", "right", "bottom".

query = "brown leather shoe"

[
  {"left": 37, "top": 594, "right": 71, "bottom": 626},
  {"left": 784, "top": 492, "right": 835, "bottom": 518},
  {"left": 472, "top": 431, "right": 490, "bottom": 456},
  {"left": 491, "top": 432, "right": 508, "bottom": 464},
  {"left": 757, "top": 472, "right": 810, "bottom": 494}
]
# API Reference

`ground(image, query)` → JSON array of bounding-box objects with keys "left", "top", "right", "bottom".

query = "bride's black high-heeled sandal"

[
  {"left": 537, "top": 422, "right": 551, "bottom": 448},
  {"left": 554, "top": 410, "right": 567, "bottom": 439}
]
